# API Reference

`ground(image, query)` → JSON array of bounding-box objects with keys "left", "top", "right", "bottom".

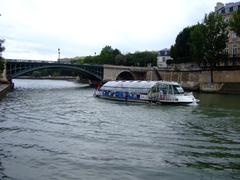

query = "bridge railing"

[{"left": 6, "top": 59, "right": 58, "bottom": 64}]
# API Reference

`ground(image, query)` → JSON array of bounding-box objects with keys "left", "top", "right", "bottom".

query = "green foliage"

[
  {"left": 190, "top": 23, "right": 205, "bottom": 63},
  {"left": 115, "top": 54, "right": 127, "bottom": 65},
  {"left": 170, "top": 26, "right": 195, "bottom": 63},
  {"left": 170, "top": 45, "right": 175, "bottom": 59},
  {"left": 166, "top": 59, "right": 173, "bottom": 65},
  {"left": 99, "top": 45, "right": 121, "bottom": 64},
  {"left": 76, "top": 46, "right": 121, "bottom": 65},
  {"left": 126, "top": 51, "right": 157, "bottom": 66},
  {"left": 171, "top": 12, "right": 228, "bottom": 67},
  {"left": 0, "top": 39, "right": 5, "bottom": 73},
  {"left": 72, "top": 45, "right": 157, "bottom": 67},
  {"left": 229, "top": 10, "right": 240, "bottom": 36},
  {"left": 0, "top": 39, "right": 5, "bottom": 55},
  {"left": 27, "top": 68, "right": 78, "bottom": 77},
  {"left": 203, "top": 12, "right": 228, "bottom": 66},
  {"left": 71, "top": 57, "right": 85, "bottom": 64},
  {"left": 100, "top": 45, "right": 120, "bottom": 56},
  {"left": 52, "top": 71, "right": 60, "bottom": 77},
  {"left": 0, "top": 59, "right": 4, "bottom": 72},
  {"left": 32, "top": 71, "right": 41, "bottom": 77}
]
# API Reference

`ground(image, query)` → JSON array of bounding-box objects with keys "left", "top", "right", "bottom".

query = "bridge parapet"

[
  {"left": 103, "top": 64, "right": 153, "bottom": 71},
  {"left": 5, "top": 59, "right": 103, "bottom": 81},
  {"left": 6, "top": 59, "right": 57, "bottom": 64}
]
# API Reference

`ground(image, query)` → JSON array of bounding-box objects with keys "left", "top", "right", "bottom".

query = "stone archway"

[{"left": 116, "top": 71, "right": 135, "bottom": 80}]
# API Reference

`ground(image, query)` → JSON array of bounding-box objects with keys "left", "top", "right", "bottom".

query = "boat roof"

[{"left": 102, "top": 80, "right": 179, "bottom": 89}]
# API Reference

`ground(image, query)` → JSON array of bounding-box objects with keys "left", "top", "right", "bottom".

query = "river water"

[{"left": 0, "top": 79, "right": 240, "bottom": 180}]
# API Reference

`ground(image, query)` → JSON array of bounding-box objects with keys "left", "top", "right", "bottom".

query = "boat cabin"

[{"left": 97, "top": 80, "right": 186, "bottom": 102}]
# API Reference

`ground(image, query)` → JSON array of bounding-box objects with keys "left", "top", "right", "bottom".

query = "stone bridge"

[{"left": 103, "top": 65, "right": 162, "bottom": 81}]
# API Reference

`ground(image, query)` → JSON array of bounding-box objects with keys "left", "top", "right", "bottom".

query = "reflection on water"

[
  {"left": 0, "top": 79, "right": 239, "bottom": 180},
  {"left": 196, "top": 93, "right": 240, "bottom": 109}
]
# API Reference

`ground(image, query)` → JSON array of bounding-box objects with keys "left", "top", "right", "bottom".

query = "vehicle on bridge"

[{"left": 94, "top": 80, "right": 199, "bottom": 105}]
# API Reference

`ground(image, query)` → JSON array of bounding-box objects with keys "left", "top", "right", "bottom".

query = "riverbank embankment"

[
  {"left": 157, "top": 68, "right": 240, "bottom": 94},
  {"left": 0, "top": 83, "right": 14, "bottom": 99}
]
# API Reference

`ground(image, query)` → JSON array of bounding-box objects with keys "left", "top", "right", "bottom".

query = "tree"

[
  {"left": 115, "top": 54, "right": 127, "bottom": 65},
  {"left": 229, "top": 10, "right": 240, "bottom": 36},
  {"left": 203, "top": 12, "right": 228, "bottom": 82},
  {"left": 0, "top": 39, "right": 5, "bottom": 72},
  {"left": 125, "top": 51, "right": 157, "bottom": 66},
  {"left": 203, "top": 12, "right": 228, "bottom": 66},
  {"left": 190, "top": 23, "right": 205, "bottom": 63},
  {"left": 0, "top": 60, "right": 4, "bottom": 72},
  {"left": 100, "top": 45, "right": 114, "bottom": 56},
  {"left": 170, "top": 12, "right": 228, "bottom": 82},
  {"left": 170, "top": 45, "right": 175, "bottom": 59},
  {"left": 72, "top": 45, "right": 156, "bottom": 66},
  {"left": 170, "top": 26, "right": 195, "bottom": 63},
  {"left": 100, "top": 45, "right": 121, "bottom": 64},
  {"left": 72, "top": 45, "right": 122, "bottom": 65}
]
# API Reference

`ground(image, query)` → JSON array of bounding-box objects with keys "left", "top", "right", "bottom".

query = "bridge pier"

[
  {"left": 103, "top": 65, "right": 162, "bottom": 81},
  {"left": 0, "top": 61, "right": 11, "bottom": 84}
]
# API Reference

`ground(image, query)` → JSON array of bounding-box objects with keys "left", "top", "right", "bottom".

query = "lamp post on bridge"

[
  {"left": 0, "top": 13, "right": 7, "bottom": 82},
  {"left": 58, "top": 48, "right": 60, "bottom": 62}
]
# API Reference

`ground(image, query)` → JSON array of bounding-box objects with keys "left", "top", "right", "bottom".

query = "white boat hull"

[{"left": 94, "top": 80, "right": 199, "bottom": 106}]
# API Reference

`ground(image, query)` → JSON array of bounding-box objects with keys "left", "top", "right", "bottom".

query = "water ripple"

[{"left": 0, "top": 79, "right": 240, "bottom": 179}]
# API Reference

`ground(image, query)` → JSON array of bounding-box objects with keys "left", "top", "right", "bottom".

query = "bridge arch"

[
  {"left": 116, "top": 71, "right": 136, "bottom": 80},
  {"left": 9, "top": 65, "right": 102, "bottom": 81}
]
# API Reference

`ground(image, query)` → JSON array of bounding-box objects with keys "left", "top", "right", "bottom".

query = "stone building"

[
  {"left": 215, "top": 2, "right": 240, "bottom": 65},
  {"left": 157, "top": 48, "right": 172, "bottom": 68}
]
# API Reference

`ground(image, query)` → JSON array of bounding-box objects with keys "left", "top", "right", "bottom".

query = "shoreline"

[
  {"left": 16, "top": 76, "right": 76, "bottom": 80},
  {"left": 0, "top": 83, "right": 14, "bottom": 100}
]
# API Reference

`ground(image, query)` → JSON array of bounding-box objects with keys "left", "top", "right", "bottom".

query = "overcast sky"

[{"left": 0, "top": 0, "right": 238, "bottom": 60}]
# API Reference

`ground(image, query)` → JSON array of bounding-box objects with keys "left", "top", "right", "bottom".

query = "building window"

[
  {"left": 225, "top": 48, "right": 228, "bottom": 55},
  {"left": 232, "top": 32, "right": 237, "bottom": 39},
  {"left": 238, "top": 5, "right": 240, "bottom": 10},
  {"left": 229, "top": 7, "right": 233, "bottom": 12},
  {"left": 221, "top": 8, "right": 225, "bottom": 14},
  {"left": 233, "top": 45, "right": 237, "bottom": 56}
]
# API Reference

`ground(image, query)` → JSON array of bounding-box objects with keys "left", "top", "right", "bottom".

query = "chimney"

[{"left": 215, "top": 2, "right": 224, "bottom": 11}]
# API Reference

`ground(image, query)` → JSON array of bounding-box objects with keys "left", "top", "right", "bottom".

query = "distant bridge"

[
  {"left": 5, "top": 59, "right": 103, "bottom": 81},
  {"left": 2, "top": 59, "right": 163, "bottom": 83}
]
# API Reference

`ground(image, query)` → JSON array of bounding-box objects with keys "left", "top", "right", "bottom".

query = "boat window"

[
  {"left": 159, "top": 84, "right": 168, "bottom": 94},
  {"left": 168, "top": 85, "right": 174, "bottom": 94},
  {"left": 101, "top": 81, "right": 161, "bottom": 95},
  {"left": 172, "top": 85, "right": 184, "bottom": 94},
  {"left": 151, "top": 85, "right": 159, "bottom": 93},
  {"left": 101, "top": 86, "right": 150, "bottom": 94}
]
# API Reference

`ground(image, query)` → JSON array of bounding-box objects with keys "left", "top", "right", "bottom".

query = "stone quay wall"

[
  {"left": 0, "top": 83, "right": 14, "bottom": 99},
  {"left": 159, "top": 69, "right": 240, "bottom": 93}
]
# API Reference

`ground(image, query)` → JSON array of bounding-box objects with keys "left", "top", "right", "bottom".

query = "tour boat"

[{"left": 94, "top": 80, "right": 199, "bottom": 105}]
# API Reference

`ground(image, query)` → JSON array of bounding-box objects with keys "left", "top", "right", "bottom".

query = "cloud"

[{"left": 0, "top": 0, "right": 238, "bottom": 60}]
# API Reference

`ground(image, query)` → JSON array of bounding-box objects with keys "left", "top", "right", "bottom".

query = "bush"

[{"left": 0, "top": 58, "right": 4, "bottom": 73}]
